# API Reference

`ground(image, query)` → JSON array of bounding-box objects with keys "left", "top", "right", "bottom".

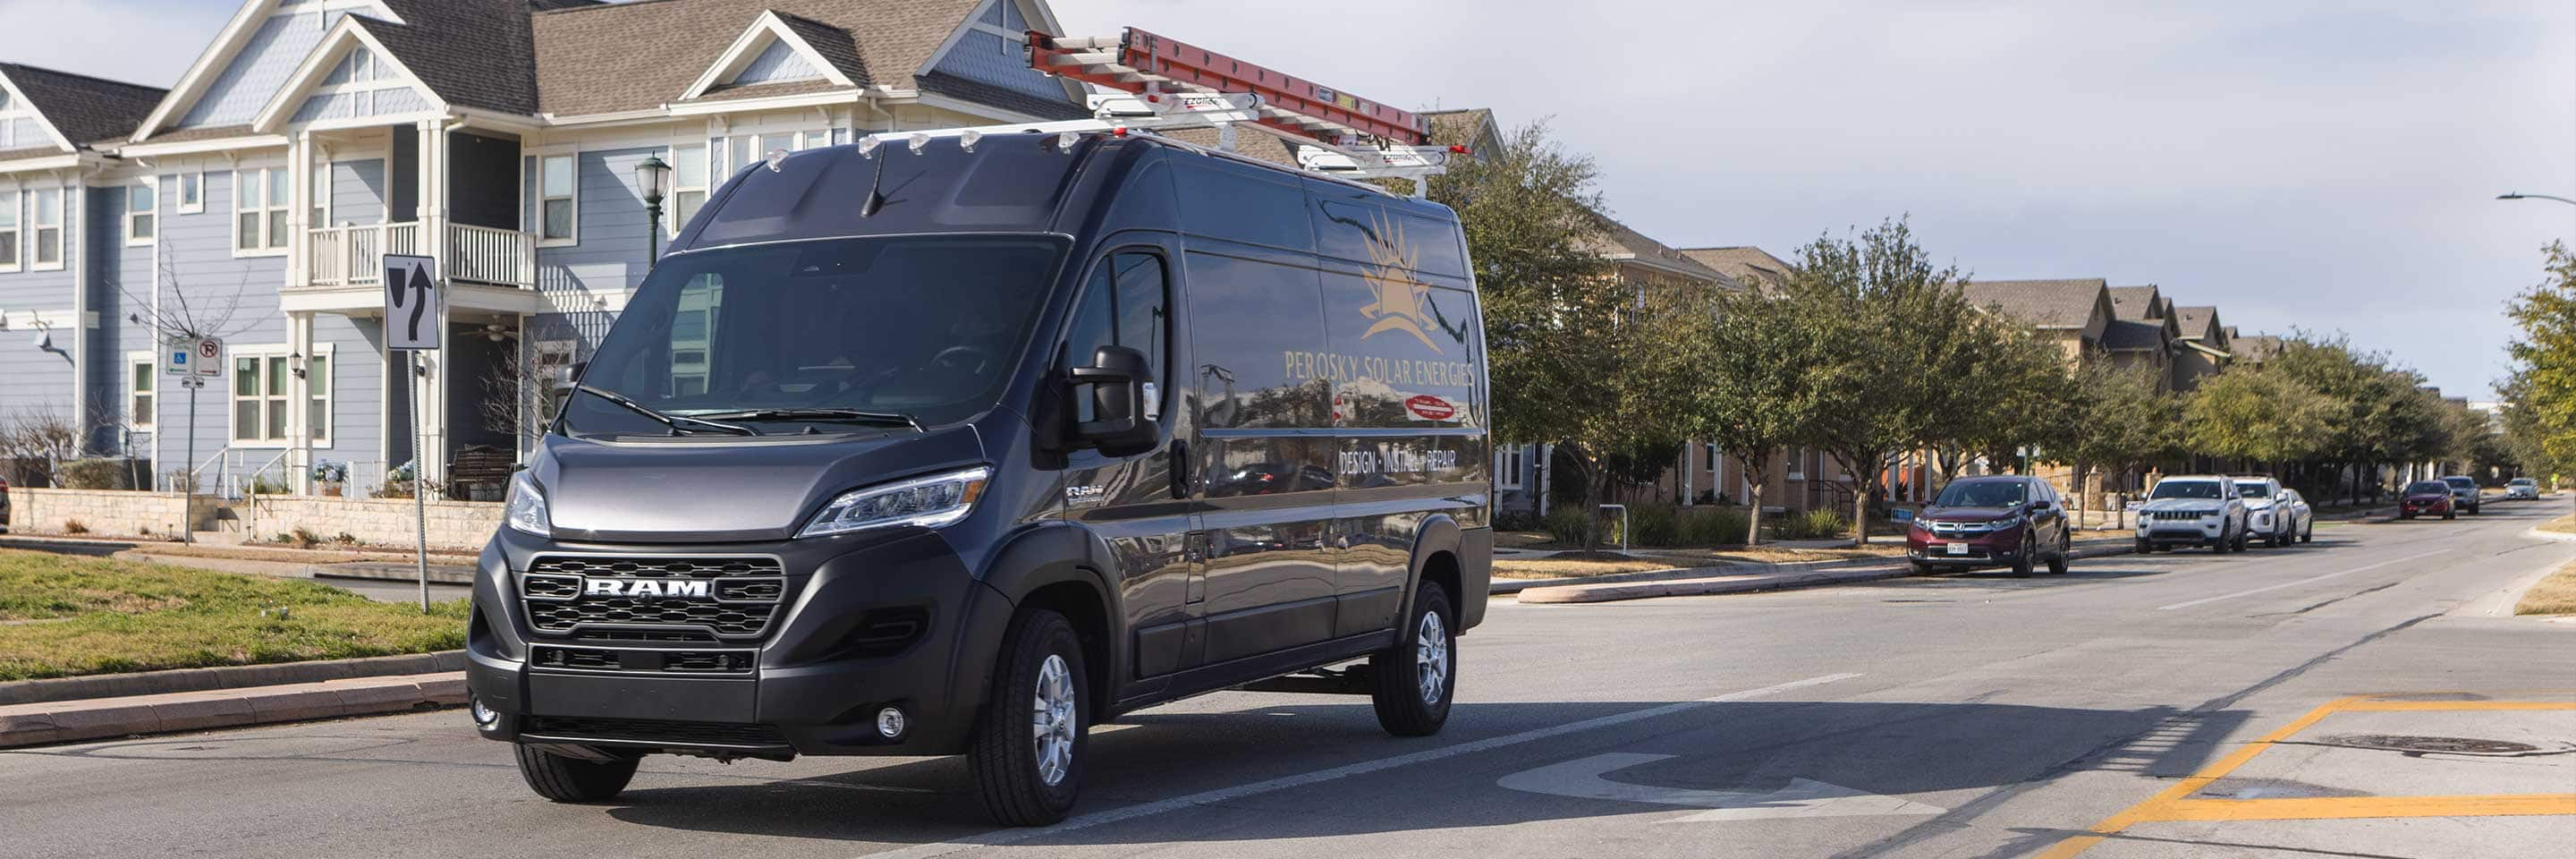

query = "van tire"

[
  {"left": 513, "top": 744, "right": 638, "bottom": 803},
  {"left": 970, "top": 608, "right": 1088, "bottom": 827},
  {"left": 1370, "top": 580, "right": 1455, "bottom": 736}
]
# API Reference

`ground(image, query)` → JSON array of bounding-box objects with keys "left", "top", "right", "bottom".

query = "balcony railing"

[{"left": 305, "top": 221, "right": 535, "bottom": 290}]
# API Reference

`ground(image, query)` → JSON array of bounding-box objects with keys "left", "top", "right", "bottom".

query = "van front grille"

[
  {"left": 530, "top": 645, "right": 754, "bottom": 675},
  {"left": 521, "top": 715, "right": 787, "bottom": 749},
  {"left": 519, "top": 555, "right": 792, "bottom": 642}
]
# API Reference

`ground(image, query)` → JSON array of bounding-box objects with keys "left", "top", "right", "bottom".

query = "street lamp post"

[{"left": 634, "top": 154, "right": 673, "bottom": 266}]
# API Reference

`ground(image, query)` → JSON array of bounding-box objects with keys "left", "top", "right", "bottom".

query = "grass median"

[
  {"left": 2518, "top": 559, "right": 2576, "bottom": 617},
  {"left": 0, "top": 549, "right": 468, "bottom": 682}
]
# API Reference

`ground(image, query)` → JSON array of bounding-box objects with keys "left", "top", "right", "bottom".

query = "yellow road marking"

[
  {"left": 2159, "top": 794, "right": 2576, "bottom": 821},
  {"left": 2336, "top": 700, "right": 2576, "bottom": 712},
  {"left": 2032, "top": 693, "right": 2576, "bottom": 859}
]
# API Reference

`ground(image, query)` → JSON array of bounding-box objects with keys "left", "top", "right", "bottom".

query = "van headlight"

[
  {"left": 504, "top": 471, "right": 552, "bottom": 537},
  {"left": 800, "top": 466, "right": 992, "bottom": 538}
]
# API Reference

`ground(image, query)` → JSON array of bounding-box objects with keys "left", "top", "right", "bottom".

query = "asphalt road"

[{"left": 4, "top": 501, "right": 2572, "bottom": 859}]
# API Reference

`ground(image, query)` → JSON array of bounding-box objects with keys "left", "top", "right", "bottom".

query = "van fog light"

[{"left": 876, "top": 706, "right": 908, "bottom": 739}]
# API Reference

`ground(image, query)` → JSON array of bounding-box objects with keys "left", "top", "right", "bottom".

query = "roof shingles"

[
  {"left": 1960, "top": 278, "right": 2109, "bottom": 329},
  {"left": 0, "top": 63, "right": 165, "bottom": 149}
]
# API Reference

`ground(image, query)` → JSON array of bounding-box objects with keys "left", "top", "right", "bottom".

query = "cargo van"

[{"left": 464, "top": 130, "right": 1493, "bottom": 824}]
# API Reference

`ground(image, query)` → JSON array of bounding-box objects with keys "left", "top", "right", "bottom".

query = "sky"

[{"left": 4, "top": 0, "right": 2570, "bottom": 397}]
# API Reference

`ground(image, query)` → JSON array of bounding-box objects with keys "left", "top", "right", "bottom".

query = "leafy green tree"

[
  {"left": 1687, "top": 285, "right": 1827, "bottom": 545},
  {"left": 1428, "top": 121, "right": 1699, "bottom": 549},
  {"left": 1785, "top": 219, "right": 1978, "bottom": 546},
  {"left": 2504, "top": 242, "right": 2576, "bottom": 480},
  {"left": 1927, "top": 312, "right": 2067, "bottom": 487},
  {"left": 2184, "top": 367, "right": 2334, "bottom": 470},
  {"left": 2044, "top": 363, "right": 2179, "bottom": 526}
]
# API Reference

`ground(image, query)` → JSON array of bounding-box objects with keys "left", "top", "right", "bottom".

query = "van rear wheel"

[
  {"left": 513, "top": 744, "right": 639, "bottom": 803},
  {"left": 1370, "top": 581, "right": 1455, "bottom": 736},
  {"left": 969, "top": 608, "right": 1089, "bottom": 827}
]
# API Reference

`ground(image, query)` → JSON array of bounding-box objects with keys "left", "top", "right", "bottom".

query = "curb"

[
  {"left": 1516, "top": 541, "right": 2138, "bottom": 605},
  {"left": 0, "top": 651, "right": 468, "bottom": 707},
  {"left": 304, "top": 561, "right": 477, "bottom": 585},
  {"left": 1490, "top": 553, "right": 1905, "bottom": 595},
  {"left": 2523, "top": 527, "right": 2576, "bottom": 543},
  {"left": 0, "top": 671, "right": 465, "bottom": 749}
]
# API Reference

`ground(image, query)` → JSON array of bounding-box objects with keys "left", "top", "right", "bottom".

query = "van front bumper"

[{"left": 464, "top": 528, "right": 1015, "bottom": 758}]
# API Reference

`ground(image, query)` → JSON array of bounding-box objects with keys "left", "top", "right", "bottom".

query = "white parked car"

[
  {"left": 2234, "top": 476, "right": 2301, "bottom": 549},
  {"left": 2275, "top": 488, "right": 2316, "bottom": 545},
  {"left": 2135, "top": 476, "right": 2250, "bottom": 554},
  {"left": 2507, "top": 478, "right": 2540, "bottom": 500}
]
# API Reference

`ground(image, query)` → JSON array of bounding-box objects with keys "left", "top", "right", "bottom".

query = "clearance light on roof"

[
  {"left": 764, "top": 148, "right": 788, "bottom": 173},
  {"left": 908, "top": 132, "right": 932, "bottom": 154},
  {"left": 855, "top": 134, "right": 881, "bottom": 157},
  {"left": 957, "top": 129, "right": 982, "bottom": 153}
]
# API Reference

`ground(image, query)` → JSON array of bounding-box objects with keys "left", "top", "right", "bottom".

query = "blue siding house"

[{"left": 0, "top": 0, "right": 1085, "bottom": 497}]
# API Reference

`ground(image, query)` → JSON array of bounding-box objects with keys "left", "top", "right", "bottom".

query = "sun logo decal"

[{"left": 1357, "top": 212, "right": 1443, "bottom": 353}]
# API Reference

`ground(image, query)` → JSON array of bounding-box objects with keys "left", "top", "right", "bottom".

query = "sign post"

[
  {"left": 165, "top": 337, "right": 221, "bottom": 544},
  {"left": 385, "top": 253, "right": 441, "bottom": 612}
]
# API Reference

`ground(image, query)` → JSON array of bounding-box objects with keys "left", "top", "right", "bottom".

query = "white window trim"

[
  {"left": 233, "top": 166, "right": 290, "bottom": 258},
  {"left": 29, "top": 185, "right": 64, "bottom": 271},
  {"left": 666, "top": 141, "right": 708, "bottom": 237},
  {"left": 303, "top": 343, "right": 335, "bottom": 447},
  {"left": 0, "top": 187, "right": 20, "bottom": 273},
  {"left": 125, "top": 181, "right": 157, "bottom": 247},
  {"left": 126, "top": 353, "right": 157, "bottom": 430},
  {"left": 176, "top": 170, "right": 205, "bottom": 214},
  {"left": 538, "top": 152, "right": 579, "bottom": 247},
  {"left": 225, "top": 344, "right": 334, "bottom": 448},
  {"left": 311, "top": 161, "right": 333, "bottom": 228},
  {"left": 1496, "top": 445, "right": 1525, "bottom": 490}
]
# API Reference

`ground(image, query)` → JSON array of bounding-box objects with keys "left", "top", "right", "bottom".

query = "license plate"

[{"left": 1946, "top": 542, "right": 1969, "bottom": 556}]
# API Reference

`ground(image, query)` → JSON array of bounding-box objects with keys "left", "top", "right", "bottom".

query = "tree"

[
  {"left": 2504, "top": 242, "right": 2576, "bottom": 479},
  {"left": 1688, "top": 285, "right": 1827, "bottom": 546},
  {"left": 1928, "top": 312, "right": 2066, "bottom": 486},
  {"left": 2044, "top": 363, "right": 2179, "bottom": 527},
  {"left": 2184, "top": 367, "right": 2334, "bottom": 470},
  {"left": 1786, "top": 218, "right": 1977, "bottom": 546},
  {"left": 1428, "top": 120, "right": 1699, "bottom": 549}
]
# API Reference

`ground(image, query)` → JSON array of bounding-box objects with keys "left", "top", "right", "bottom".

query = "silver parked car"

[
  {"left": 2507, "top": 478, "right": 2540, "bottom": 500},
  {"left": 2275, "top": 488, "right": 2315, "bottom": 544}
]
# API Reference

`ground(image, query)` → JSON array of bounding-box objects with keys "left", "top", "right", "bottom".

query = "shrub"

[
  {"left": 334, "top": 532, "right": 359, "bottom": 545},
  {"left": 289, "top": 527, "right": 324, "bottom": 549},
  {"left": 1773, "top": 508, "right": 1850, "bottom": 540},
  {"left": 1492, "top": 509, "right": 1541, "bottom": 532},
  {"left": 249, "top": 474, "right": 290, "bottom": 496},
  {"left": 1623, "top": 504, "right": 1681, "bottom": 548},
  {"left": 1679, "top": 507, "right": 1752, "bottom": 546},
  {"left": 57, "top": 458, "right": 132, "bottom": 490},
  {"left": 1541, "top": 506, "right": 1593, "bottom": 545},
  {"left": 61, "top": 519, "right": 89, "bottom": 535}
]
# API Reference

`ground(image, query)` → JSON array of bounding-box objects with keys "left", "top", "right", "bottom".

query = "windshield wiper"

[
  {"left": 689, "top": 408, "right": 924, "bottom": 432},
  {"left": 572, "top": 385, "right": 758, "bottom": 436}
]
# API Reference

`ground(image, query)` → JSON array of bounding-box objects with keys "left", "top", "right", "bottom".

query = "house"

[
  {"left": 1679, "top": 245, "right": 1797, "bottom": 293},
  {"left": 1959, "top": 277, "right": 2116, "bottom": 362},
  {"left": 2104, "top": 285, "right": 2180, "bottom": 389},
  {"left": 0, "top": 0, "right": 1089, "bottom": 495},
  {"left": 2169, "top": 305, "right": 2233, "bottom": 391},
  {"left": 2233, "top": 333, "right": 2284, "bottom": 368}
]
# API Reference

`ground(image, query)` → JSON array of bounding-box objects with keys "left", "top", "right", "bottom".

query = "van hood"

[{"left": 530, "top": 425, "right": 987, "bottom": 543}]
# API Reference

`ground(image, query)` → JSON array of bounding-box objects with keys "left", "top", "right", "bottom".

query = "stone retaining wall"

[
  {"left": 4, "top": 489, "right": 217, "bottom": 538},
  {"left": 236, "top": 496, "right": 502, "bottom": 551}
]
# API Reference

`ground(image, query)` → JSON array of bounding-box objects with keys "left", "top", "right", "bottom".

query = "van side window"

[
  {"left": 1174, "top": 162, "right": 1312, "bottom": 251},
  {"left": 1063, "top": 251, "right": 1169, "bottom": 422},
  {"left": 1185, "top": 251, "right": 1328, "bottom": 430}
]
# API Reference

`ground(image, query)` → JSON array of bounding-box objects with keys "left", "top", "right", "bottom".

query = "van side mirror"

[{"left": 1068, "top": 345, "right": 1157, "bottom": 457}]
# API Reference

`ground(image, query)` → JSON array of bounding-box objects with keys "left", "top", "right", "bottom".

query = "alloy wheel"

[
  {"left": 1415, "top": 610, "right": 1450, "bottom": 705},
  {"left": 1031, "top": 654, "right": 1078, "bottom": 787}
]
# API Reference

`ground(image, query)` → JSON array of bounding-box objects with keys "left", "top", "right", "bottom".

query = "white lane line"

[
  {"left": 2155, "top": 550, "right": 2448, "bottom": 611},
  {"left": 850, "top": 672, "right": 1865, "bottom": 859}
]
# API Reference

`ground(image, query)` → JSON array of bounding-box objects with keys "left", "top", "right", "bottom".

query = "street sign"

[
  {"left": 165, "top": 336, "right": 223, "bottom": 377},
  {"left": 384, "top": 253, "right": 441, "bottom": 351}
]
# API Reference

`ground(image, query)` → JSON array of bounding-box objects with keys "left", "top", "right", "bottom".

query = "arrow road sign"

[
  {"left": 384, "top": 253, "right": 440, "bottom": 351},
  {"left": 1497, "top": 753, "right": 1947, "bottom": 821}
]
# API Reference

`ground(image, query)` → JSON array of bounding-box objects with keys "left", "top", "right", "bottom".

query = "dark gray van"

[{"left": 465, "top": 131, "right": 1493, "bottom": 824}]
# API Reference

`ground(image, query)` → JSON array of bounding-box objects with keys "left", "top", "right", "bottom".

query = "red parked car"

[
  {"left": 1906, "top": 475, "right": 2074, "bottom": 577},
  {"left": 2399, "top": 481, "right": 2455, "bottom": 520}
]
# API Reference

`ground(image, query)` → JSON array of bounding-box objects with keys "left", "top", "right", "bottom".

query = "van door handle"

[{"left": 1169, "top": 439, "right": 1190, "bottom": 500}]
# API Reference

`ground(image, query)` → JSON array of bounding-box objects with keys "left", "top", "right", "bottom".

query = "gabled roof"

[
  {"left": 1678, "top": 246, "right": 1798, "bottom": 289},
  {"left": 2107, "top": 285, "right": 2165, "bottom": 320},
  {"left": 0, "top": 63, "right": 165, "bottom": 150},
  {"left": 531, "top": 0, "right": 1041, "bottom": 116},
  {"left": 1422, "top": 107, "right": 1500, "bottom": 152},
  {"left": 679, "top": 10, "right": 864, "bottom": 102},
  {"left": 1582, "top": 216, "right": 1738, "bottom": 287},
  {"left": 1961, "top": 278, "right": 2113, "bottom": 330},
  {"left": 2174, "top": 306, "right": 2224, "bottom": 344},
  {"left": 364, "top": 0, "right": 541, "bottom": 115},
  {"left": 2234, "top": 334, "right": 2284, "bottom": 362}
]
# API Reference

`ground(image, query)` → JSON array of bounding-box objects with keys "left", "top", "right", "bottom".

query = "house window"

[
  {"left": 232, "top": 353, "right": 292, "bottom": 444},
  {"left": 126, "top": 182, "right": 156, "bottom": 245},
  {"left": 670, "top": 143, "right": 707, "bottom": 235},
  {"left": 32, "top": 188, "right": 62, "bottom": 268},
  {"left": 310, "top": 163, "right": 332, "bottom": 228},
  {"left": 1496, "top": 445, "right": 1525, "bottom": 490},
  {"left": 177, "top": 172, "right": 204, "bottom": 214},
  {"left": 235, "top": 167, "right": 289, "bottom": 253},
  {"left": 129, "top": 359, "right": 156, "bottom": 430},
  {"left": 0, "top": 189, "right": 17, "bottom": 271},
  {"left": 539, "top": 154, "right": 576, "bottom": 243},
  {"left": 306, "top": 353, "right": 329, "bottom": 445}
]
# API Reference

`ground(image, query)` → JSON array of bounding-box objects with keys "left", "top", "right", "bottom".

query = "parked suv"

[
  {"left": 467, "top": 132, "right": 1494, "bottom": 825},
  {"left": 2441, "top": 475, "right": 2482, "bottom": 515},
  {"left": 2134, "top": 476, "right": 2248, "bottom": 553},
  {"left": 2233, "top": 476, "right": 2297, "bottom": 548},
  {"left": 1905, "top": 475, "right": 2074, "bottom": 577}
]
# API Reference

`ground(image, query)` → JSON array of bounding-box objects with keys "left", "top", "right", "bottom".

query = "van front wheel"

[
  {"left": 1371, "top": 580, "right": 1455, "bottom": 736},
  {"left": 513, "top": 744, "right": 638, "bottom": 803},
  {"left": 969, "top": 608, "right": 1089, "bottom": 827}
]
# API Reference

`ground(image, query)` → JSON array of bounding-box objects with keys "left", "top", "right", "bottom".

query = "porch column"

[
  {"left": 288, "top": 311, "right": 315, "bottom": 493},
  {"left": 415, "top": 119, "right": 451, "bottom": 488}
]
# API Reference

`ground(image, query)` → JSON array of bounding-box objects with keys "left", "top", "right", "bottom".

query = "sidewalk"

[{"left": 1513, "top": 537, "right": 2140, "bottom": 604}]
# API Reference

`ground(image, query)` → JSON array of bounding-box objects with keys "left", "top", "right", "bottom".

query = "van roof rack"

[{"left": 834, "top": 28, "right": 1457, "bottom": 199}]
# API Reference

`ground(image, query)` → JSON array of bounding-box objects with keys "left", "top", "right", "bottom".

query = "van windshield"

[{"left": 564, "top": 235, "right": 1066, "bottom": 437}]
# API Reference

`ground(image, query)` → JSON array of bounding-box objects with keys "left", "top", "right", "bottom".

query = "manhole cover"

[{"left": 2317, "top": 734, "right": 2540, "bottom": 755}]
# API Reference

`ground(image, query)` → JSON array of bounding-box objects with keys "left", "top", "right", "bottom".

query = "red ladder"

[{"left": 1028, "top": 28, "right": 1430, "bottom": 148}]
